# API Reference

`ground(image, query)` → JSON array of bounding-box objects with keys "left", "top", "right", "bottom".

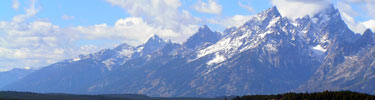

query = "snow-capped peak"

[
  {"left": 258, "top": 6, "right": 281, "bottom": 20},
  {"left": 312, "top": 4, "right": 340, "bottom": 25},
  {"left": 149, "top": 34, "right": 163, "bottom": 41},
  {"left": 184, "top": 25, "right": 222, "bottom": 49},
  {"left": 141, "top": 34, "right": 167, "bottom": 54},
  {"left": 199, "top": 25, "right": 210, "bottom": 31},
  {"left": 242, "top": 6, "right": 282, "bottom": 30},
  {"left": 145, "top": 34, "right": 166, "bottom": 45},
  {"left": 114, "top": 43, "right": 133, "bottom": 51},
  {"left": 266, "top": 6, "right": 281, "bottom": 16}
]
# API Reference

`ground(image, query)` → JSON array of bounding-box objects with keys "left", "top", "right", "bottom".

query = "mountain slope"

[
  {"left": 3, "top": 6, "right": 375, "bottom": 97},
  {"left": 3, "top": 36, "right": 169, "bottom": 94},
  {"left": 184, "top": 25, "right": 222, "bottom": 50},
  {"left": 0, "top": 68, "right": 34, "bottom": 88},
  {"left": 181, "top": 7, "right": 320, "bottom": 96},
  {"left": 299, "top": 29, "right": 375, "bottom": 93}
]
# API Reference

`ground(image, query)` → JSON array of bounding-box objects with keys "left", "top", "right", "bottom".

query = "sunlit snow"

[
  {"left": 312, "top": 45, "right": 327, "bottom": 55},
  {"left": 73, "top": 57, "right": 81, "bottom": 61},
  {"left": 206, "top": 53, "right": 226, "bottom": 65}
]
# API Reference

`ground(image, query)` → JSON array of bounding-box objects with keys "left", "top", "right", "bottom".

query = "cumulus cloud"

[
  {"left": 79, "top": 45, "right": 99, "bottom": 55},
  {"left": 12, "top": 0, "right": 39, "bottom": 23},
  {"left": 340, "top": 12, "right": 367, "bottom": 34},
  {"left": 0, "top": 17, "right": 85, "bottom": 69},
  {"left": 12, "top": 0, "right": 20, "bottom": 10},
  {"left": 362, "top": 20, "right": 375, "bottom": 32},
  {"left": 271, "top": 0, "right": 331, "bottom": 19},
  {"left": 0, "top": 0, "right": 203, "bottom": 71},
  {"left": 73, "top": 17, "right": 184, "bottom": 45},
  {"left": 0, "top": 20, "right": 73, "bottom": 70},
  {"left": 0, "top": 0, "right": 107, "bottom": 71},
  {"left": 271, "top": 0, "right": 374, "bottom": 34},
  {"left": 193, "top": 0, "right": 222, "bottom": 14},
  {"left": 106, "top": 0, "right": 201, "bottom": 43},
  {"left": 337, "top": 0, "right": 375, "bottom": 34}
]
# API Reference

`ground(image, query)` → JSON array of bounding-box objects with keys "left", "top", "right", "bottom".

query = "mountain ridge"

[{"left": 2, "top": 5, "right": 375, "bottom": 97}]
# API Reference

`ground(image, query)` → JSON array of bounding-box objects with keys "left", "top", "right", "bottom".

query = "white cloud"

[
  {"left": 62, "top": 14, "right": 75, "bottom": 20},
  {"left": 238, "top": 2, "right": 255, "bottom": 13},
  {"left": 193, "top": 0, "right": 222, "bottom": 14},
  {"left": 73, "top": 17, "right": 186, "bottom": 45},
  {"left": 340, "top": 12, "right": 367, "bottom": 34},
  {"left": 208, "top": 15, "right": 253, "bottom": 28},
  {"left": 0, "top": 0, "right": 203, "bottom": 71},
  {"left": 345, "top": 0, "right": 375, "bottom": 18},
  {"left": 0, "top": 0, "right": 106, "bottom": 71},
  {"left": 106, "top": 0, "right": 201, "bottom": 43},
  {"left": 271, "top": 0, "right": 374, "bottom": 34},
  {"left": 362, "top": 20, "right": 375, "bottom": 32},
  {"left": 12, "top": 0, "right": 39, "bottom": 23},
  {"left": 0, "top": 19, "right": 79, "bottom": 70},
  {"left": 271, "top": 0, "right": 331, "bottom": 19},
  {"left": 366, "top": 2, "right": 375, "bottom": 18},
  {"left": 337, "top": 1, "right": 372, "bottom": 34},
  {"left": 12, "top": 0, "right": 20, "bottom": 10},
  {"left": 79, "top": 45, "right": 99, "bottom": 55}
]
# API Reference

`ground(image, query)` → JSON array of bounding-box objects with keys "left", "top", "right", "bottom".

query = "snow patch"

[
  {"left": 206, "top": 53, "right": 226, "bottom": 65},
  {"left": 291, "top": 21, "right": 299, "bottom": 27},
  {"left": 265, "top": 43, "right": 277, "bottom": 52},
  {"left": 102, "top": 59, "right": 115, "bottom": 71},
  {"left": 137, "top": 46, "right": 144, "bottom": 52},
  {"left": 73, "top": 57, "right": 81, "bottom": 61},
  {"left": 24, "top": 66, "right": 31, "bottom": 70},
  {"left": 258, "top": 30, "right": 272, "bottom": 38},
  {"left": 267, "top": 17, "right": 279, "bottom": 28},
  {"left": 317, "top": 13, "right": 330, "bottom": 25},
  {"left": 301, "top": 28, "right": 309, "bottom": 34},
  {"left": 119, "top": 49, "right": 134, "bottom": 57},
  {"left": 312, "top": 45, "right": 326, "bottom": 55},
  {"left": 312, "top": 18, "right": 318, "bottom": 23},
  {"left": 197, "top": 38, "right": 231, "bottom": 59}
]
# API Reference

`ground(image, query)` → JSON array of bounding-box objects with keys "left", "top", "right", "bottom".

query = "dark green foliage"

[{"left": 233, "top": 91, "right": 375, "bottom": 100}]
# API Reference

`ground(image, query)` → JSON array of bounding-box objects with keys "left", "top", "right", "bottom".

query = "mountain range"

[
  {"left": 1, "top": 5, "right": 375, "bottom": 97},
  {"left": 0, "top": 68, "right": 34, "bottom": 88}
]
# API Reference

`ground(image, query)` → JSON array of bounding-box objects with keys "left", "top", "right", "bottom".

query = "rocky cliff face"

[{"left": 3, "top": 6, "right": 375, "bottom": 97}]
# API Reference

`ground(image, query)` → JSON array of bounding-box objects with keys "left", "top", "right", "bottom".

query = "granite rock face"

[{"left": 3, "top": 6, "right": 375, "bottom": 97}]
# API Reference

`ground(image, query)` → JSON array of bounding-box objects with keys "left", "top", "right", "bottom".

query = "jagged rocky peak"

[
  {"left": 363, "top": 29, "right": 374, "bottom": 38},
  {"left": 312, "top": 4, "right": 340, "bottom": 25},
  {"left": 199, "top": 25, "right": 211, "bottom": 32},
  {"left": 306, "top": 4, "right": 358, "bottom": 44},
  {"left": 223, "top": 26, "right": 236, "bottom": 36},
  {"left": 294, "top": 5, "right": 339, "bottom": 27},
  {"left": 242, "top": 6, "right": 282, "bottom": 29},
  {"left": 145, "top": 34, "right": 167, "bottom": 45},
  {"left": 148, "top": 34, "right": 164, "bottom": 43},
  {"left": 142, "top": 34, "right": 167, "bottom": 54},
  {"left": 114, "top": 43, "right": 133, "bottom": 51},
  {"left": 184, "top": 25, "right": 222, "bottom": 49},
  {"left": 358, "top": 29, "right": 375, "bottom": 44},
  {"left": 261, "top": 6, "right": 281, "bottom": 17}
]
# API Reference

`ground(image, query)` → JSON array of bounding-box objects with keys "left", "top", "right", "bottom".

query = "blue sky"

[{"left": 0, "top": 0, "right": 374, "bottom": 71}]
